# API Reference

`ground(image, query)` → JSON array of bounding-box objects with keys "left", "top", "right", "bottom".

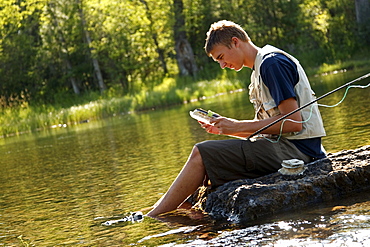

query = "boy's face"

[{"left": 209, "top": 40, "right": 244, "bottom": 71}]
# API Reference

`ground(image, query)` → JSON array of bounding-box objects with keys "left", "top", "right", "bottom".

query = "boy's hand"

[
  {"left": 210, "top": 117, "right": 241, "bottom": 136},
  {"left": 199, "top": 121, "right": 223, "bottom": 135}
]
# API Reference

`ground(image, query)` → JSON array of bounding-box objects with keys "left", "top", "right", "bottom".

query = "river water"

[{"left": 0, "top": 68, "right": 370, "bottom": 246}]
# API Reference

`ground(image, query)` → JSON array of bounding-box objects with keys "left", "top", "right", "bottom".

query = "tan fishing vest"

[{"left": 249, "top": 45, "right": 326, "bottom": 140}]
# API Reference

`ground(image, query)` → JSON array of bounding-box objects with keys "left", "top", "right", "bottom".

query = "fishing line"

[
  {"left": 317, "top": 83, "right": 370, "bottom": 108},
  {"left": 257, "top": 75, "right": 370, "bottom": 143}
]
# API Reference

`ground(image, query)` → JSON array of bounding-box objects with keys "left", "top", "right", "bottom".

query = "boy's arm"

[{"left": 206, "top": 97, "right": 302, "bottom": 138}]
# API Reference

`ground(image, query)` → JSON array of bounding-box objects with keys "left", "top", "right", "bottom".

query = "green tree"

[
  {"left": 43, "top": 0, "right": 81, "bottom": 95},
  {"left": 173, "top": 0, "right": 198, "bottom": 77},
  {"left": 39, "top": 0, "right": 100, "bottom": 102},
  {"left": 183, "top": 0, "right": 215, "bottom": 66},
  {"left": 0, "top": 0, "right": 43, "bottom": 106},
  {"left": 325, "top": 0, "right": 358, "bottom": 60},
  {"left": 76, "top": 0, "right": 106, "bottom": 93},
  {"left": 355, "top": 0, "right": 370, "bottom": 44},
  {"left": 139, "top": 0, "right": 169, "bottom": 75}
]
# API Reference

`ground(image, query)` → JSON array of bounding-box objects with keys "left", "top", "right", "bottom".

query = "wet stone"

[{"left": 191, "top": 145, "right": 370, "bottom": 225}]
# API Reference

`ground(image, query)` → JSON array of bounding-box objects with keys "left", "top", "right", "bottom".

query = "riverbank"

[{"left": 1, "top": 58, "right": 369, "bottom": 138}]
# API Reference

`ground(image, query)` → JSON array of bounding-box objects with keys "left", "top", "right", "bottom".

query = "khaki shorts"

[{"left": 196, "top": 137, "right": 311, "bottom": 188}]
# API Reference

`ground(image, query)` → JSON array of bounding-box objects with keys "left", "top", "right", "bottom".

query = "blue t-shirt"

[{"left": 260, "top": 52, "right": 326, "bottom": 159}]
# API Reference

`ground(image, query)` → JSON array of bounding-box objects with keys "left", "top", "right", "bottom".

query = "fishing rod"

[{"left": 247, "top": 72, "right": 370, "bottom": 140}]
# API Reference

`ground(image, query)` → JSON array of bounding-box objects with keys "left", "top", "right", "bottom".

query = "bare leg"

[{"left": 146, "top": 146, "right": 205, "bottom": 217}]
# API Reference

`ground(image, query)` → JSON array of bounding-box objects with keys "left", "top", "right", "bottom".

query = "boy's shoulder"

[
  {"left": 262, "top": 52, "right": 292, "bottom": 66},
  {"left": 261, "top": 52, "right": 297, "bottom": 75}
]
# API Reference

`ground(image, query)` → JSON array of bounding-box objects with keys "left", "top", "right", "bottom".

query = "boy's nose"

[{"left": 219, "top": 61, "right": 226, "bottom": 69}]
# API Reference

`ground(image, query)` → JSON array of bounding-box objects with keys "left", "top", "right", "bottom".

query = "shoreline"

[{"left": 1, "top": 61, "right": 369, "bottom": 138}]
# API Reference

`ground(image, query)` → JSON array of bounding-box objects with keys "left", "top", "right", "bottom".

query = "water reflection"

[
  {"left": 0, "top": 68, "right": 369, "bottom": 246},
  {"left": 182, "top": 190, "right": 370, "bottom": 247}
]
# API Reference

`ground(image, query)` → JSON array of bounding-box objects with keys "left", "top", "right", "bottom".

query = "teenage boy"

[{"left": 147, "top": 20, "right": 326, "bottom": 217}]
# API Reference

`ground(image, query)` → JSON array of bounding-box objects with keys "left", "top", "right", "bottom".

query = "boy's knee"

[{"left": 191, "top": 145, "right": 202, "bottom": 159}]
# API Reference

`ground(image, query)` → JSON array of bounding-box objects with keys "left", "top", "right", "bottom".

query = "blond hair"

[{"left": 204, "top": 20, "right": 250, "bottom": 56}]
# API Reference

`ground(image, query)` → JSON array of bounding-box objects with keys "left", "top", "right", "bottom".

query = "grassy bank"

[
  {"left": 1, "top": 58, "right": 369, "bottom": 137},
  {"left": 0, "top": 72, "right": 247, "bottom": 137},
  {"left": 304, "top": 57, "right": 370, "bottom": 77}
]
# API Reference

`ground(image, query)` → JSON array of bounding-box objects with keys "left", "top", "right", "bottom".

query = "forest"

[{"left": 0, "top": 0, "right": 370, "bottom": 134}]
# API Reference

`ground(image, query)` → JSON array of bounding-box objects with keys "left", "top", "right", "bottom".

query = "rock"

[{"left": 192, "top": 145, "right": 370, "bottom": 224}]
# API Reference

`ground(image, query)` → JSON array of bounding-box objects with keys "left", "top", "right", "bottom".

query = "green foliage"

[{"left": 0, "top": 0, "right": 43, "bottom": 104}]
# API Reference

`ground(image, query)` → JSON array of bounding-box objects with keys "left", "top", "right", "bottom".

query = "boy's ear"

[{"left": 231, "top": 37, "right": 239, "bottom": 47}]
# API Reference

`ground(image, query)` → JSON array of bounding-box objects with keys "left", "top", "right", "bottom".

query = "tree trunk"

[
  {"left": 173, "top": 0, "right": 198, "bottom": 77},
  {"left": 355, "top": 0, "right": 370, "bottom": 44},
  {"left": 66, "top": 60, "right": 80, "bottom": 95},
  {"left": 355, "top": 0, "right": 370, "bottom": 24},
  {"left": 76, "top": 0, "right": 106, "bottom": 92},
  {"left": 139, "top": 0, "right": 168, "bottom": 74},
  {"left": 47, "top": 2, "right": 80, "bottom": 95}
]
